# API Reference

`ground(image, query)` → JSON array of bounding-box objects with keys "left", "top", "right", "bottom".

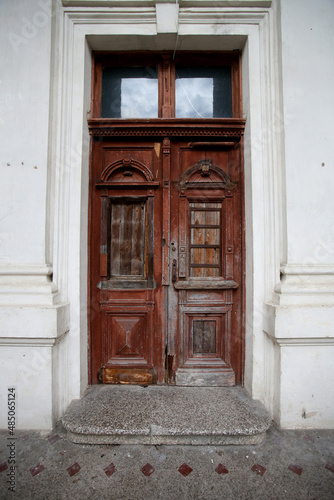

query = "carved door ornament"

[{"left": 179, "top": 159, "right": 237, "bottom": 190}]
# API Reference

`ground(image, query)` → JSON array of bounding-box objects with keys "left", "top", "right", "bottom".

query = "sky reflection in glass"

[
  {"left": 176, "top": 78, "right": 213, "bottom": 118},
  {"left": 101, "top": 65, "right": 232, "bottom": 118},
  {"left": 121, "top": 79, "right": 158, "bottom": 118},
  {"left": 101, "top": 67, "right": 158, "bottom": 118},
  {"left": 175, "top": 67, "right": 232, "bottom": 118}
]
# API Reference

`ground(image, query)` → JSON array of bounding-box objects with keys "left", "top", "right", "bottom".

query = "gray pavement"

[{"left": 1, "top": 423, "right": 334, "bottom": 499}]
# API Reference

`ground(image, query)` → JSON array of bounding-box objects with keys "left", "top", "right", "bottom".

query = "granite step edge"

[{"left": 66, "top": 429, "right": 268, "bottom": 446}]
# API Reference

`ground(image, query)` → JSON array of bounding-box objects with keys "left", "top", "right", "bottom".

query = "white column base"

[
  {"left": 0, "top": 265, "right": 69, "bottom": 430},
  {"left": 264, "top": 265, "right": 334, "bottom": 428}
]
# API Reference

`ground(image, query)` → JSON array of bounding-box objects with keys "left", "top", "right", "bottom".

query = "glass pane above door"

[
  {"left": 175, "top": 66, "right": 232, "bottom": 118},
  {"left": 101, "top": 66, "right": 159, "bottom": 118}
]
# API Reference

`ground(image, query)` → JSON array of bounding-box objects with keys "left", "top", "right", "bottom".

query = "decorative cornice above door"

[
  {"left": 62, "top": 1, "right": 271, "bottom": 7},
  {"left": 88, "top": 119, "right": 245, "bottom": 139}
]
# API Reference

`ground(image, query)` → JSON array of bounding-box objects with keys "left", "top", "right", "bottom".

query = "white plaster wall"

[
  {"left": 280, "top": 345, "right": 334, "bottom": 428},
  {"left": 281, "top": 0, "right": 334, "bottom": 265},
  {"left": 0, "top": 345, "right": 53, "bottom": 430},
  {"left": 0, "top": 0, "right": 52, "bottom": 264},
  {"left": 0, "top": 1, "right": 70, "bottom": 431},
  {"left": 266, "top": 0, "right": 334, "bottom": 429}
]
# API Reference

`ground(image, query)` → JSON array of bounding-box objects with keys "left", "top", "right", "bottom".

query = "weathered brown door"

[
  {"left": 167, "top": 140, "right": 243, "bottom": 386},
  {"left": 90, "top": 139, "right": 165, "bottom": 384},
  {"left": 89, "top": 127, "right": 244, "bottom": 386}
]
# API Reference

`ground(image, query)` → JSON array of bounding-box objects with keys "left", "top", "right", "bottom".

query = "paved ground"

[{"left": 1, "top": 423, "right": 334, "bottom": 499}]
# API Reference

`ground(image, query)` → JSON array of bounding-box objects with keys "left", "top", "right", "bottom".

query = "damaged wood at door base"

[{"left": 99, "top": 368, "right": 156, "bottom": 385}]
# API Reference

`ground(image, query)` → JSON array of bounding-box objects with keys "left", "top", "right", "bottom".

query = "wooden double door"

[{"left": 90, "top": 129, "right": 244, "bottom": 386}]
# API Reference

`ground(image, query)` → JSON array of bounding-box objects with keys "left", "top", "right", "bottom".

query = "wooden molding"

[
  {"left": 174, "top": 279, "right": 238, "bottom": 290},
  {"left": 88, "top": 118, "right": 245, "bottom": 138}
]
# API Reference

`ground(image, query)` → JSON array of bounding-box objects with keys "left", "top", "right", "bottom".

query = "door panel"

[
  {"left": 90, "top": 137, "right": 243, "bottom": 386},
  {"left": 90, "top": 141, "right": 164, "bottom": 384},
  {"left": 168, "top": 142, "right": 243, "bottom": 386}
]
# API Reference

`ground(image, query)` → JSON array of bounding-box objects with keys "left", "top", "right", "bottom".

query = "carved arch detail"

[
  {"left": 100, "top": 157, "right": 154, "bottom": 183},
  {"left": 180, "top": 159, "right": 236, "bottom": 188}
]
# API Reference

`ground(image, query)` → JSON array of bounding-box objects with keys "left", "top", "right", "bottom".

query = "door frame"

[
  {"left": 49, "top": 4, "right": 285, "bottom": 416},
  {"left": 88, "top": 50, "right": 245, "bottom": 385}
]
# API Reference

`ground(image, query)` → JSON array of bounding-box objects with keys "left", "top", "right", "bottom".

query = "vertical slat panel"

[
  {"left": 205, "top": 205, "right": 220, "bottom": 277},
  {"left": 178, "top": 191, "right": 187, "bottom": 278},
  {"left": 147, "top": 196, "right": 154, "bottom": 278},
  {"left": 225, "top": 197, "right": 233, "bottom": 279},
  {"left": 193, "top": 320, "right": 204, "bottom": 353},
  {"left": 162, "top": 138, "right": 171, "bottom": 285},
  {"left": 221, "top": 199, "right": 226, "bottom": 278},
  {"left": 204, "top": 208, "right": 215, "bottom": 273},
  {"left": 191, "top": 205, "right": 204, "bottom": 277},
  {"left": 131, "top": 202, "right": 145, "bottom": 276},
  {"left": 100, "top": 196, "right": 110, "bottom": 277},
  {"left": 110, "top": 203, "right": 121, "bottom": 276},
  {"left": 193, "top": 320, "right": 216, "bottom": 354},
  {"left": 120, "top": 203, "right": 133, "bottom": 275}
]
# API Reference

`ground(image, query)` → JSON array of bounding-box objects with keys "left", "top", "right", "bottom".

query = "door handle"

[{"left": 172, "top": 259, "right": 177, "bottom": 283}]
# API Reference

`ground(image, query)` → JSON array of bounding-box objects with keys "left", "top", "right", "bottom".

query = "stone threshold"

[{"left": 62, "top": 385, "right": 271, "bottom": 445}]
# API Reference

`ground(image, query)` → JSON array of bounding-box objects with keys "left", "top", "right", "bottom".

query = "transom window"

[
  {"left": 93, "top": 52, "right": 241, "bottom": 119},
  {"left": 175, "top": 67, "right": 232, "bottom": 118},
  {"left": 101, "top": 67, "right": 159, "bottom": 118}
]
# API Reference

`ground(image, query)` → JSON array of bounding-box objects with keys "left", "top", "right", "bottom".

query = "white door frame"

[{"left": 49, "top": 0, "right": 285, "bottom": 420}]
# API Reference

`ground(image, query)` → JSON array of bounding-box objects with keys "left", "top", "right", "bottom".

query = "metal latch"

[{"left": 172, "top": 259, "right": 177, "bottom": 283}]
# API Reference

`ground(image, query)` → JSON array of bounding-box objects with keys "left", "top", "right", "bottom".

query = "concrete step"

[{"left": 62, "top": 385, "right": 271, "bottom": 445}]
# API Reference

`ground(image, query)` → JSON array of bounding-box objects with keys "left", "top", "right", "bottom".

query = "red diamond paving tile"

[
  {"left": 104, "top": 463, "right": 116, "bottom": 477},
  {"left": 178, "top": 463, "right": 193, "bottom": 477},
  {"left": 288, "top": 464, "right": 303, "bottom": 476},
  {"left": 141, "top": 463, "right": 155, "bottom": 477},
  {"left": 66, "top": 462, "right": 81, "bottom": 477},
  {"left": 251, "top": 464, "right": 266, "bottom": 476},
  {"left": 29, "top": 463, "right": 45, "bottom": 477},
  {"left": 325, "top": 463, "right": 334, "bottom": 473},
  {"left": 48, "top": 434, "right": 62, "bottom": 445},
  {"left": 215, "top": 463, "right": 229, "bottom": 474},
  {"left": 0, "top": 462, "right": 8, "bottom": 473}
]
